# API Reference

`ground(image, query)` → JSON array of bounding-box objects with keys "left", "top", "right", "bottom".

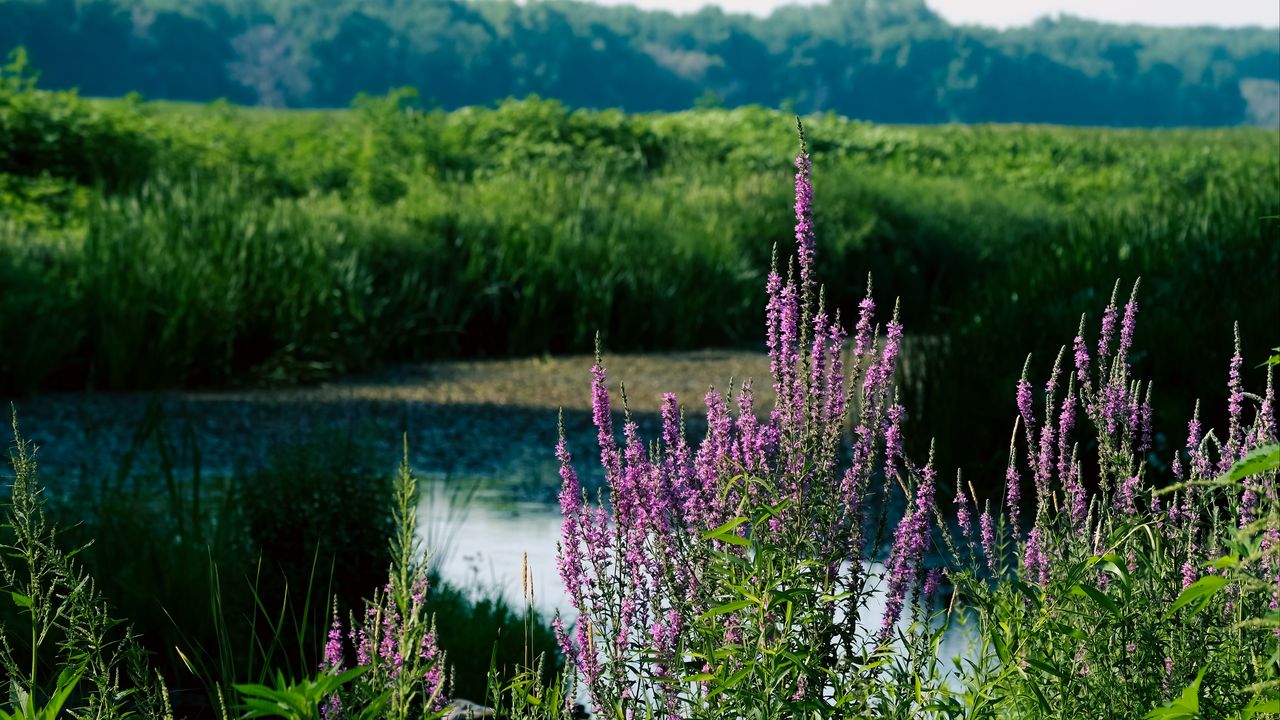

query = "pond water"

[{"left": 419, "top": 476, "right": 573, "bottom": 615}]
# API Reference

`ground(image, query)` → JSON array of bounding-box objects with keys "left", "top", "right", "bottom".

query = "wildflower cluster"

[
  {"left": 949, "top": 289, "right": 1278, "bottom": 717},
  {"left": 555, "top": 125, "right": 947, "bottom": 718}
]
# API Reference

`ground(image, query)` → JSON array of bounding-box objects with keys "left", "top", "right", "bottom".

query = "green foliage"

[
  {"left": 0, "top": 667, "right": 81, "bottom": 720},
  {"left": 2, "top": 79, "right": 1277, "bottom": 480},
  {"left": 484, "top": 653, "right": 573, "bottom": 720},
  {"left": 0, "top": 411, "right": 172, "bottom": 719},
  {"left": 235, "top": 668, "right": 382, "bottom": 720},
  {"left": 948, "top": 381, "right": 1278, "bottom": 718},
  {"left": 35, "top": 410, "right": 557, "bottom": 717}
]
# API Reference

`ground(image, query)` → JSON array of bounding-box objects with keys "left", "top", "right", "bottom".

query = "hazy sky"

[{"left": 582, "top": 0, "right": 1280, "bottom": 28}]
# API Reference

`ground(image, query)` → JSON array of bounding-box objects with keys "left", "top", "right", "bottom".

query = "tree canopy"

[{"left": 1, "top": 0, "right": 1277, "bottom": 125}]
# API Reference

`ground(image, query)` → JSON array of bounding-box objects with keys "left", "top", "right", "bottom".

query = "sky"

[{"left": 581, "top": 0, "right": 1280, "bottom": 28}]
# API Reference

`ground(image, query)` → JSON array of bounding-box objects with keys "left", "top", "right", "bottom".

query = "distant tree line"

[{"left": 1, "top": 0, "right": 1277, "bottom": 125}]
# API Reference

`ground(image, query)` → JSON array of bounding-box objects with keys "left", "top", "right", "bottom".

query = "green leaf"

[
  {"left": 1166, "top": 576, "right": 1229, "bottom": 617},
  {"left": 1242, "top": 696, "right": 1279, "bottom": 719},
  {"left": 1070, "top": 583, "right": 1121, "bottom": 618},
  {"left": 701, "top": 517, "right": 748, "bottom": 541},
  {"left": 698, "top": 599, "right": 753, "bottom": 620},
  {"left": 1207, "top": 555, "right": 1239, "bottom": 570},
  {"left": 1047, "top": 622, "right": 1086, "bottom": 641},
  {"left": 9, "top": 593, "right": 30, "bottom": 609},
  {"left": 1144, "top": 666, "right": 1206, "bottom": 719},
  {"left": 1025, "top": 657, "right": 1067, "bottom": 681},
  {"left": 1216, "top": 443, "right": 1280, "bottom": 483},
  {"left": 43, "top": 667, "right": 82, "bottom": 720},
  {"left": 714, "top": 533, "right": 753, "bottom": 547}
]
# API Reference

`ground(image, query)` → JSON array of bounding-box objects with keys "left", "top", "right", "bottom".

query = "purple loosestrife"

[
  {"left": 1057, "top": 380, "right": 1077, "bottom": 481},
  {"left": 1187, "top": 402, "right": 1211, "bottom": 479},
  {"left": 556, "top": 431, "right": 589, "bottom": 615},
  {"left": 1118, "top": 280, "right": 1139, "bottom": 365},
  {"left": 1005, "top": 430, "right": 1022, "bottom": 529},
  {"left": 555, "top": 128, "right": 940, "bottom": 716},
  {"left": 1240, "top": 480, "right": 1259, "bottom": 528},
  {"left": 823, "top": 321, "right": 848, "bottom": 427},
  {"left": 1262, "top": 366, "right": 1277, "bottom": 444},
  {"left": 1117, "top": 475, "right": 1141, "bottom": 515},
  {"left": 864, "top": 305, "right": 902, "bottom": 401},
  {"left": 883, "top": 401, "right": 905, "bottom": 483},
  {"left": 776, "top": 273, "right": 803, "bottom": 428},
  {"left": 321, "top": 602, "right": 345, "bottom": 720},
  {"left": 1073, "top": 315, "right": 1090, "bottom": 385},
  {"left": 1024, "top": 526, "right": 1050, "bottom": 588},
  {"left": 956, "top": 485, "right": 973, "bottom": 546},
  {"left": 1016, "top": 361, "right": 1036, "bottom": 437},
  {"left": 882, "top": 453, "right": 937, "bottom": 636},
  {"left": 1068, "top": 462, "right": 1087, "bottom": 530},
  {"left": 592, "top": 353, "right": 621, "bottom": 482},
  {"left": 1097, "top": 281, "right": 1120, "bottom": 362},
  {"left": 923, "top": 568, "right": 942, "bottom": 600},
  {"left": 354, "top": 574, "right": 448, "bottom": 715},
  {"left": 853, "top": 278, "right": 876, "bottom": 360},
  {"left": 1226, "top": 325, "right": 1245, "bottom": 462},
  {"left": 1181, "top": 558, "right": 1198, "bottom": 590},
  {"left": 793, "top": 141, "right": 816, "bottom": 289},
  {"left": 980, "top": 508, "right": 998, "bottom": 575}
]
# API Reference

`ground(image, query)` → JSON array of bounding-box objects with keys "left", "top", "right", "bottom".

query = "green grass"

[
  {"left": 0, "top": 412, "right": 558, "bottom": 716},
  {"left": 2, "top": 68, "right": 1278, "bottom": 479}
]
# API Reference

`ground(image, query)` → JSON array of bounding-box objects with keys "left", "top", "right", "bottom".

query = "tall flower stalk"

[{"left": 315, "top": 438, "right": 447, "bottom": 719}]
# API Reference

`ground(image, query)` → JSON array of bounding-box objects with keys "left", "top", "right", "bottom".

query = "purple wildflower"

[
  {"left": 1073, "top": 315, "right": 1090, "bottom": 383},
  {"left": 1067, "top": 467, "right": 1087, "bottom": 529},
  {"left": 980, "top": 508, "right": 998, "bottom": 575},
  {"left": 881, "top": 458, "right": 937, "bottom": 634},
  {"left": 1024, "top": 526, "right": 1049, "bottom": 587},
  {"left": 1016, "top": 369, "right": 1035, "bottom": 435},
  {"left": 321, "top": 602, "right": 345, "bottom": 720},
  {"left": 883, "top": 402, "right": 905, "bottom": 481},
  {"left": 793, "top": 149, "right": 816, "bottom": 288},
  {"left": 1240, "top": 481, "right": 1258, "bottom": 528},
  {"left": 1118, "top": 281, "right": 1139, "bottom": 364},
  {"left": 1227, "top": 325, "right": 1244, "bottom": 454},
  {"left": 1181, "top": 559, "right": 1197, "bottom": 590},
  {"left": 1098, "top": 281, "right": 1120, "bottom": 361},
  {"left": 864, "top": 310, "right": 902, "bottom": 399},
  {"left": 1117, "top": 475, "right": 1141, "bottom": 515},
  {"left": 591, "top": 356, "right": 620, "bottom": 481},
  {"left": 1005, "top": 458, "right": 1021, "bottom": 530},
  {"left": 1057, "top": 382, "right": 1076, "bottom": 480},
  {"left": 853, "top": 278, "right": 876, "bottom": 360},
  {"left": 923, "top": 568, "right": 942, "bottom": 599},
  {"left": 955, "top": 485, "right": 973, "bottom": 545}
]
